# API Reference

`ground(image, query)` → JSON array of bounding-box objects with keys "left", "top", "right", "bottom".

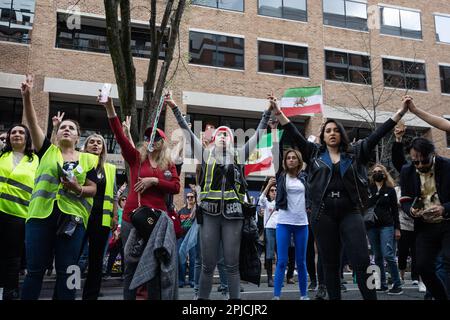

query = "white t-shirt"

[
  {"left": 277, "top": 175, "right": 308, "bottom": 226},
  {"left": 258, "top": 194, "right": 279, "bottom": 229}
]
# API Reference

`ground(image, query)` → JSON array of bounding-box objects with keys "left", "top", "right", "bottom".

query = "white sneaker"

[
  {"left": 300, "top": 295, "right": 310, "bottom": 300},
  {"left": 412, "top": 280, "right": 419, "bottom": 286},
  {"left": 272, "top": 296, "right": 280, "bottom": 300},
  {"left": 418, "top": 282, "right": 426, "bottom": 292}
]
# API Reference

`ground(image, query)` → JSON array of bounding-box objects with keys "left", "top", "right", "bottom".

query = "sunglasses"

[
  {"left": 187, "top": 195, "right": 195, "bottom": 199},
  {"left": 411, "top": 156, "right": 432, "bottom": 166}
]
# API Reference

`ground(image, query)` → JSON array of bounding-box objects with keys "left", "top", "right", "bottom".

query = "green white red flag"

[
  {"left": 245, "top": 130, "right": 283, "bottom": 176},
  {"left": 280, "top": 86, "right": 323, "bottom": 117}
]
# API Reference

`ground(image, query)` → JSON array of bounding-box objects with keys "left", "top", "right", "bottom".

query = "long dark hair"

[
  {"left": 319, "top": 119, "right": 350, "bottom": 152},
  {"left": 0, "top": 124, "right": 34, "bottom": 161}
]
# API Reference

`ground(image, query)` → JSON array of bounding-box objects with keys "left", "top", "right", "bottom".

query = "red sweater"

[{"left": 109, "top": 116, "right": 180, "bottom": 223}]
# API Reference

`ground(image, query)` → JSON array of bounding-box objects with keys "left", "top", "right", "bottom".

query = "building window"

[
  {"left": 258, "top": 41, "right": 308, "bottom": 77},
  {"left": 435, "top": 15, "right": 450, "bottom": 43},
  {"left": 0, "top": 0, "right": 35, "bottom": 43},
  {"left": 446, "top": 117, "right": 450, "bottom": 147},
  {"left": 55, "top": 13, "right": 166, "bottom": 59},
  {"left": 0, "top": 96, "right": 23, "bottom": 131},
  {"left": 440, "top": 65, "right": 450, "bottom": 94},
  {"left": 258, "top": 0, "right": 307, "bottom": 22},
  {"left": 383, "top": 58, "right": 427, "bottom": 91},
  {"left": 189, "top": 31, "right": 244, "bottom": 70},
  {"left": 325, "top": 50, "right": 371, "bottom": 84},
  {"left": 380, "top": 7, "right": 422, "bottom": 39},
  {"left": 323, "top": 0, "right": 367, "bottom": 31},
  {"left": 192, "top": 0, "right": 244, "bottom": 12}
]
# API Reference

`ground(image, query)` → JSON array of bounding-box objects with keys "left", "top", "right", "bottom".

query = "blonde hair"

[
  {"left": 139, "top": 140, "right": 172, "bottom": 170},
  {"left": 282, "top": 149, "right": 304, "bottom": 176},
  {"left": 369, "top": 163, "right": 395, "bottom": 188},
  {"left": 84, "top": 134, "right": 106, "bottom": 170}
]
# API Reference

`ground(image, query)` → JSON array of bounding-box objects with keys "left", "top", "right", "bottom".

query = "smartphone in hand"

[{"left": 99, "top": 83, "right": 112, "bottom": 103}]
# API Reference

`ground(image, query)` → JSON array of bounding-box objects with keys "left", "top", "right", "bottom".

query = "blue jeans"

[
  {"left": 177, "top": 237, "right": 196, "bottom": 286},
  {"left": 21, "top": 210, "right": 86, "bottom": 300},
  {"left": 274, "top": 224, "right": 309, "bottom": 297},
  {"left": 265, "top": 228, "right": 276, "bottom": 260},
  {"left": 367, "top": 226, "right": 402, "bottom": 288}
]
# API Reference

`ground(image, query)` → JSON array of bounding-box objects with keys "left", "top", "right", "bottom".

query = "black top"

[
  {"left": 326, "top": 162, "right": 349, "bottom": 199},
  {"left": 91, "top": 168, "right": 106, "bottom": 215},
  {"left": 37, "top": 138, "right": 97, "bottom": 183}
]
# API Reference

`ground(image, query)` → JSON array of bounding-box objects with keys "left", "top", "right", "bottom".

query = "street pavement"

[{"left": 32, "top": 273, "right": 427, "bottom": 300}]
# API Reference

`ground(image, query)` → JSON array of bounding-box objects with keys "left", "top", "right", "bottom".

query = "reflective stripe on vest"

[
  {"left": 27, "top": 144, "right": 98, "bottom": 227},
  {"left": 0, "top": 152, "right": 39, "bottom": 218},
  {"left": 199, "top": 150, "right": 244, "bottom": 202},
  {"left": 101, "top": 163, "right": 116, "bottom": 228}
]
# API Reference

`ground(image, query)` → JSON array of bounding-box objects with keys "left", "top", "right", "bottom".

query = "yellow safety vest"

[
  {"left": 199, "top": 150, "right": 245, "bottom": 202},
  {"left": 27, "top": 144, "right": 98, "bottom": 228},
  {"left": 0, "top": 152, "right": 39, "bottom": 218},
  {"left": 101, "top": 163, "right": 116, "bottom": 228}
]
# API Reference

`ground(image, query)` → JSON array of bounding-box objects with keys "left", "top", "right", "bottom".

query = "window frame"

[
  {"left": 55, "top": 12, "right": 166, "bottom": 59},
  {"left": 324, "top": 49, "right": 371, "bottom": 85},
  {"left": 191, "top": 0, "right": 244, "bottom": 13},
  {"left": 382, "top": 57, "right": 427, "bottom": 91},
  {"left": 257, "top": 0, "right": 308, "bottom": 23},
  {"left": 379, "top": 6, "right": 422, "bottom": 40},
  {"left": 439, "top": 64, "right": 450, "bottom": 94},
  {"left": 0, "top": 0, "right": 35, "bottom": 44},
  {"left": 434, "top": 14, "right": 450, "bottom": 44},
  {"left": 257, "top": 40, "right": 309, "bottom": 78},
  {"left": 322, "top": 0, "right": 368, "bottom": 31},
  {"left": 189, "top": 30, "right": 245, "bottom": 70}
]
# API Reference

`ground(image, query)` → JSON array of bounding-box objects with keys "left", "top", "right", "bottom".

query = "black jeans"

[
  {"left": 0, "top": 213, "right": 25, "bottom": 299},
  {"left": 415, "top": 222, "right": 450, "bottom": 300},
  {"left": 397, "top": 229, "right": 419, "bottom": 281},
  {"left": 306, "top": 224, "right": 324, "bottom": 285},
  {"left": 311, "top": 197, "right": 377, "bottom": 300},
  {"left": 81, "top": 213, "right": 110, "bottom": 300}
]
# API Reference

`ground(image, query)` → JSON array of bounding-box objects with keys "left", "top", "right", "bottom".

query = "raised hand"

[
  {"left": 401, "top": 95, "right": 413, "bottom": 113},
  {"left": 52, "top": 111, "right": 65, "bottom": 128},
  {"left": 163, "top": 90, "right": 176, "bottom": 109},
  {"left": 122, "top": 115, "right": 131, "bottom": 133},
  {"left": 21, "top": 74, "right": 34, "bottom": 98},
  {"left": 267, "top": 91, "right": 279, "bottom": 112}
]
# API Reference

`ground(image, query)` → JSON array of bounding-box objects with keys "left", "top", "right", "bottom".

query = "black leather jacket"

[{"left": 281, "top": 119, "right": 397, "bottom": 220}]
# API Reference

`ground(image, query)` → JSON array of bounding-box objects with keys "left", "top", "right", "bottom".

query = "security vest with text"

[
  {"left": 0, "top": 152, "right": 39, "bottom": 218},
  {"left": 199, "top": 149, "right": 245, "bottom": 219},
  {"left": 28, "top": 145, "right": 98, "bottom": 227}
]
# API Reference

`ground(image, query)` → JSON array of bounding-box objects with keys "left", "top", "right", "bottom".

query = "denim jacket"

[{"left": 275, "top": 170, "right": 310, "bottom": 211}]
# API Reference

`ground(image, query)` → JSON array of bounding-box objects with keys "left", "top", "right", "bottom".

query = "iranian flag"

[
  {"left": 280, "top": 86, "right": 323, "bottom": 117},
  {"left": 245, "top": 130, "right": 283, "bottom": 176}
]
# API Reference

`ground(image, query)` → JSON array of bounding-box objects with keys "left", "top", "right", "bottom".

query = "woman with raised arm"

[
  {"left": 164, "top": 92, "right": 272, "bottom": 300},
  {"left": 80, "top": 134, "right": 118, "bottom": 300},
  {"left": 271, "top": 95, "right": 408, "bottom": 300},
  {"left": 99, "top": 97, "right": 180, "bottom": 300},
  {"left": 20, "top": 75, "right": 98, "bottom": 300},
  {"left": 0, "top": 124, "right": 38, "bottom": 300}
]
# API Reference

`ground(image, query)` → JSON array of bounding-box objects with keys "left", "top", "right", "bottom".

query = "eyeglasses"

[
  {"left": 411, "top": 156, "right": 432, "bottom": 166},
  {"left": 187, "top": 196, "right": 195, "bottom": 199},
  {"left": 372, "top": 170, "right": 383, "bottom": 174}
]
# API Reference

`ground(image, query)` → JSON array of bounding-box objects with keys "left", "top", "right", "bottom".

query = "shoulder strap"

[{"left": 137, "top": 160, "right": 142, "bottom": 207}]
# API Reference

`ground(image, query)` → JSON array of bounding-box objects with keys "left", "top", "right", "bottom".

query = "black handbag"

[
  {"left": 364, "top": 196, "right": 380, "bottom": 228},
  {"left": 130, "top": 162, "right": 162, "bottom": 241}
]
